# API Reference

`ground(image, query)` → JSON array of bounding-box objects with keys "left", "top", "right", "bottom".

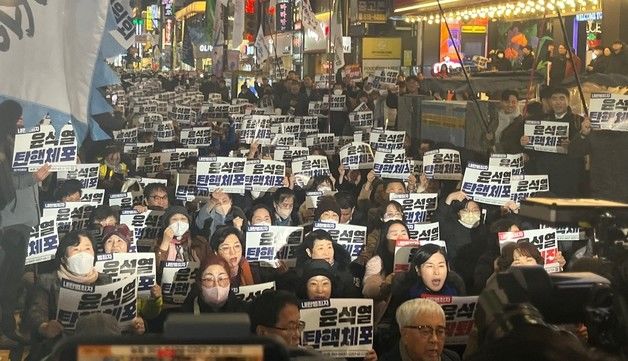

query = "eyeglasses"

[
  {"left": 404, "top": 325, "right": 446, "bottom": 338},
  {"left": 201, "top": 276, "right": 230, "bottom": 287},
  {"left": 149, "top": 194, "right": 168, "bottom": 201},
  {"left": 218, "top": 244, "right": 242, "bottom": 253},
  {"left": 276, "top": 202, "right": 294, "bottom": 210},
  {"left": 268, "top": 321, "right": 306, "bottom": 334}
]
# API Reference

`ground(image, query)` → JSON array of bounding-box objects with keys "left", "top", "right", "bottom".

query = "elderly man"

[{"left": 381, "top": 298, "right": 460, "bottom": 361}]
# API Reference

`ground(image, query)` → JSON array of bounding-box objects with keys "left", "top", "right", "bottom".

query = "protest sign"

[
  {"left": 272, "top": 133, "right": 297, "bottom": 146},
  {"left": 136, "top": 113, "right": 163, "bottom": 132},
  {"left": 56, "top": 277, "right": 137, "bottom": 332},
  {"left": 233, "top": 281, "right": 276, "bottom": 302},
  {"left": 422, "top": 149, "right": 462, "bottom": 180},
  {"left": 313, "top": 222, "right": 366, "bottom": 261},
  {"left": 393, "top": 239, "right": 447, "bottom": 272},
  {"left": 409, "top": 159, "right": 423, "bottom": 175},
  {"left": 134, "top": 177, "right": 168, "bottom": 188},
  {"left": 371, "top": 69, "right": 399, "bottom": 90},
  {"left": 406, "top": 222, "right": 440, "bottom": 243},
  {"left": 349, "top": 111, "right": 374, "bottom": 128},
  {"left": 136, "top": 149, "right": 198, "bottom": 174},
  {"left": 315, "top": 74, "right": 334, "bottom": 89},
  {"left": 353, "top": 102, "right": 370, "bottom": 113},
  {"left": 489, "top": 153, "right": 525, "bottom": 178},
  {"left": 461, "top": 163, "right": 512, "bottom": 206},
  {"left": 180, "top": 127, "right": 212, "bottom": 148},
  {"left": 300, "top": 298, "right": 373, "bottom": 358},
  {"left": 389, "top": 193, "right": 438, "bottom": 224},
  {"left": 306, "top": 133, "right": 335, "bottom": 155},
  {"left": 196, "top": 156, "right": 247, "bottom": 193},
  {"left": 540, "top": 223, "right": 583, "bottom": 241},
  {"left": 42, "top": 202, "right": 98, "bottom": 235},
  {"left": 339, "top": 142, "right": 374, "bottom": 170},
  {"left": 422, "top": 295, "right": 479, "bottom": 345},
  {"left": 239, "top": 115, "right": 272, "bottom": 145},
  {"left": 304, "top": 191, "right": 338, "bottom": 210},
  {"left": 588, "top": 93, "right": 628, "bottom": 132},
  {"left": 524, "top": 120, "right": 569, "bottom": 154},
  {"left": 510, "top": 175, "right": 550, "bottom": 203},
  {"left": 168, "top": 105, "right": 195, "bottom": 124},
  {"left": 344, "top": 65, "right": 363, "bottom": 82},
  {"left": 123, "top": 142, "right": 154, "bottom": 155},
  {"left": 373, "top": 149, "right": 411, "bottom": 180},
  {"left": 26, "top": 217, "right": 59, "bottom": 266},
  {"left": 112, "top": 127, "right": 138, "bottom": 144},
  {"left": 369, "top": 129, "right": 405, "bottom": 152},
  {"left": 161, "top": 261, "right": 200, "bottom": 305},
  {"left": 498, "top": 228, "right": 561, "bottom": 273},
  {"left": 291, "top": 156, "right": 331, "bottom": 188},
  {"left": 95, "top": 253, "right": 156, "bottom": 297},
  {"left": 57, "top": 163, "right": 100, "bottom": 188},
  {"left": 329, "top": 95, "right": 346, "bottom": 112},
  {"left": 175, "top": 173, "right": 210, "bottom": 202},
  {"left": 244, "top": 159, "right": 286, "bottom": 192},
  {"left": 308, "top": 101, "right": 323, "bottom": 116},
  {"left": 204, "top": 103, "right": 230, "bottom": 120},
  {"left": 12, "top": 124, "right": 77, "bottom": 172},
  {"left": 155, "top": 120, "right": 176, "bottom": 142},
  {"left": 273, "top": 146, "right": 310, "bottom": 165},
  {"left": 245, "top": 225, "right": 304, "bottom": 268},
  {"left": 80, "top": 189, "right": 106, "bottom": 205},
  {"left": 108, "top": 192, "right": 134, "bottom": 209},
  {"left": 119, "top": 210, "right": 165, "bottom": 251}
]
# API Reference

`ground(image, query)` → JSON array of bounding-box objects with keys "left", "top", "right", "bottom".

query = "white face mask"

[
  {"left": 459, "top": 211, "right": 481, "bottom": 229},
  {"left": 65, "top": 252, "right": 94, "bottom": 275},
  {"left": 250, "top": 191, "right": 262, "bottom": 199},
  {"left": 333, "top": 89, "right": 343, "bottom": 95},
  {"left": 170, "top": 220, "right": 190, "bottom": 238},
  {"left": 321, "top": 219, "right": 338, "bottom": 224},
  {"left": 276, "top": 207, "right": 292, "bottom": 220},
  {"left": 254, "top": 221, "right": 272, "bottom": 226},
  {"left": 201, "top": 285, "right": 230, "bottom": 305},
  {"left": 382, "top": 215, "right": 402, "bottom": 223}
]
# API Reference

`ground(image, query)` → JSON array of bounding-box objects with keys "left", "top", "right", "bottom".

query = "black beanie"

[
  {"left": 162, "top": 205, "right": 191, "bottom": 227},
  {"left": 314, "top": 196, "right": 341, "bottom": 221}
]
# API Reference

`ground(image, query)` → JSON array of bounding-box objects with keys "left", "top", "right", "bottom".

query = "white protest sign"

[
  {"left": 168, "top": 105, "right": 195, "bottom": 124},
  {"left": 42, "top": 202, "right": 98, "bottom": 235},
  {"left": 300, "top": 298, "right": 374, "bottom": 358},
  {"left": 291, "top": 155, "right": 331, "bottom": 188},
  {"left": 373, "top": 149, "right": 411, "bottom": 180},
  {"left": 56, "top": 277, "right": 137, "bottom": 331},
  {"left": 306, "top": 133, "right": 335, "bottom": 155},
  {"left": 161, "top": 261, "right": 200, "bottom": 305},
  {"left": 233, "top": 281, "right": 276, "bottom": 302},
  {"left": 588, "top": 93, "right": 628, "bottom": 132},
  {"left": 409, "top": 159, "right": 423, "bottom": 175},
  {"left": 26, "top": 217, "right": 59, "bottom": 266},
  {"left": 272, "top": 133, "right": 297, "bottom": 146},
  {"left": 308, "top": 101, "right": 323, "bottom": 116},
  {"left": 244, "top": 159, "right": 286, "bottom": 192},
  {"left": 95, "top": 252, "right": 156, "bottom": 297},
  {"left": 119, "top": 210, "right": 165, "bottom": 251},
  {"left": 369, "top": 129, "right": 405, "bottom": 152},
  {"left": 136, "top": 149, "right": 198, "bottom": 174},
  {"left": 423, "top": 295, "right": 478, "bottom": 345},
  {"left": 353, "top": 102, "right": 370, "bottom": 113},
  {"left": 80, "top": 189, "right": 106, "bottom": 205},
  {"left": 155, "top": 120, "right": 176, "bottom": 142},
  {"left": 239, "top": 115, "right": 272, "bottom": 145},
  {"left": 108, "top": 192, "right": 134, "bottom": 209},
  {"left": 112, "top": 127, "right": 138, "bottom": 144},
  {"left": 489, "top": 153, "right": 525, "bottom": 178},
  {"left": 12, "top": 124, "right": 77, "bottom": 172},
  {"left": 524, "top": 120, "right": 569, "bottom": 154},
  {"left": 498, "top": 228, "right": 561, "bottom": 273},
  {"left": 422, "top": 149, "right": 462, "bottom": 180},
  {"left": 406, "top": 222, "right": 440, "bottom": 243},
  {"left": 57, "top": 163, "right": 100, "bottom": 189},
  {"left": 329, "top": 95, "right": 346, "bottom": 112},
  {"left": 313, "top": 222, "right": 366, "bottom": 261},
  {"left": 123, "top": 142, "right": 154, "bottom": 155},
  {"left": 510, "top": 175, "right": 550, "bottom": 203},
  {"left": 461, "top": 163, "right": 513, "bottom": 206},
  {"left": 273, "top": 146, "right": 309, "bottom": 165},
  {"left": 339, "top": 142, "right": 374, "bottom": 170},
  {"left": 175, "top": 173, "right": 210, "bottom": 202},
  {"left": 393, "top": 239, "right": 447, "bottom": 273},
  {"left": 371, "top": 68, "right": 399, "bottom": 89},
  {"left": 204, "top": 103, "right": 230, "bottom": 120},
  {"left": 245, "top": 225, "right": 304, "bottom": 268},
  {"left": 180, "top": 127, "right": 212, "bottom": 148},
  {"left": 196, "top": 156, "right": 247, "bottom": 193},
  {"left": 540, "top": 223, "right": 582, "bottom": 241},
  {"left": 349, "top": 111, "right": 374, "bottom": 128},
  {"left": 389, "top": 193, "right": 439, "bottom": 224},
  {"left": 134, "top": 176, "right": 168, "bottom": 188},
  {"left": 137, "top": 113, "right": 163, "bottom": 132}
]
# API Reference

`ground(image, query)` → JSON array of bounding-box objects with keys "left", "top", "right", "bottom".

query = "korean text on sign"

[
  {"left": 461, "top": 162, "right": 512, "bottom": 206},
  {"left": 422, "top": 149, "right": 462, "bottom": 180},
  {"left": 95, "top": 252, "right": 156, "bottom": 297},
  {"left": 245, "top": 225, "right": 304, "bottom": 268},
  {"left": 26, "top": 216, "right": 59, "bottom": 265},
  {"left": 12, "top": 124, "right": 77, "bottom": 172},
  {"left": 339, "top": 142, "right": 374, "bottom": 170},
  {"left": 313, "top": 222, "right": 367, "bottom": 261},
  {"left": 524, "top": 120, "right": 569, "bottom": 154},
  {"left": 196, "top": 156, "right": 247, "bottom": 193},
  {"left": 498, "top": 228, "right": 561, "bottom": 273},
  {"left": 389, "top": 193, "right": 439, "bottom": 224},
  {"left": 588, "top": 93, "right": 628, "bottom": 132},
  {"left": 161, "top": 261, "right": 200, "bottom": 305}
]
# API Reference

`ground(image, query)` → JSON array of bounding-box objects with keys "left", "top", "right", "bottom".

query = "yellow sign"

[
  {"left": 461, "top": 25, "right": 487, "bottom": 33},
  {"left": 362, "top": 37, "right": 401, "bottom": 59}
]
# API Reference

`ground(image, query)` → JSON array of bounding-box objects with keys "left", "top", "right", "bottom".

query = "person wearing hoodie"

[{"left": 156, "top": 205, "right": 208, "bottom": 264}]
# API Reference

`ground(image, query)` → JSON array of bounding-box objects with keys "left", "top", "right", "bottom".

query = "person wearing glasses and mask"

[
  {"left": 381, "top": 298, "right": 460, "bottom": 361},
  {"left": 182, "top": 255, "right": 248, "bottom": 314}
]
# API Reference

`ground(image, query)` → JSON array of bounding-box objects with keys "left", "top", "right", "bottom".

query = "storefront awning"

[{"left": 175, "top": 1, "right": 206, "bottom": 21}]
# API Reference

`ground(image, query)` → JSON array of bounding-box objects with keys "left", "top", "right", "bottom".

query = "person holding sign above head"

[
  {"left": 518, "top": 87, "right": 591, "bottom": 197},
  {"left": 380, "top": 298, "right": 461, "bottom": 361},
  {"left": 363, "top": 220, "right": 410, "bottom": 325},
  {"left": 209, "top": 226, "right": 262, "bottom": 288},
  {"left": 156, "top": 205, "right": 208, "bottom": 264},
  {"left": 181, "top": 255, "right": 248, "bottom": 315}
]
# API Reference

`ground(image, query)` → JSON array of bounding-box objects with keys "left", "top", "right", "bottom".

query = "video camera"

[{"left": 50, "top": 313, "right": 333, "bottom": 361}]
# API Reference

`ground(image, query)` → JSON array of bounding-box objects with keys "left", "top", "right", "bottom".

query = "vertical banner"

[
  {"left": 300, "top": 299, "right": 373, "bottom": 358},
  {"left": 276, "top": 0, "right": 294, "bottom": 32}
]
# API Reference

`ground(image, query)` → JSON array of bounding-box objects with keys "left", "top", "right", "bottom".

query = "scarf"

[
  {"left": 166, "top": 233, "right": 197, "bottom": 262},
  {"left": 57, "top": 264, "right": 99, "bottom": 284}
]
